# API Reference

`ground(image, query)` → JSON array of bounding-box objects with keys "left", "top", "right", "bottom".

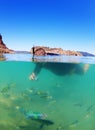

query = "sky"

[{"left": 0, "top": 0, "right": 95, "bottom": 54}]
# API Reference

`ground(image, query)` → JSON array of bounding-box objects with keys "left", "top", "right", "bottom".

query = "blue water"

[{"left": 0, "top": 54, "right": 95, "bottom": 130}]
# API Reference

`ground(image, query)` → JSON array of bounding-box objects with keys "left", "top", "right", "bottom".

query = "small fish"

[
  {"left": 86, "top": 104, "right": 94, "bottom": 112},
  {"left": 18, "top": 125, "right": 27, "bottom": 129},
  {"left": 69, "top": 120, "right": 79, "bottom": 127},
  {"left": 32, "top": 118, "right": 54, "bottom": 129},
  {"left": 24, "top": 110, "right": 47, "bottom": 120},
  {"left": 20, "top": 109, "right": 54, "bottom": 129},
  {"left": 1, "top": 86, "right": 10, "bottom": 93},
  {"left": 73, "top": 102, "right": 83, "bottom": 107}
]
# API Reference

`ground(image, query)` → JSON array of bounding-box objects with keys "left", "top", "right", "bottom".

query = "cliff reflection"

[{"left": 0, "top": 54, "right": 6, "bottom": 61}]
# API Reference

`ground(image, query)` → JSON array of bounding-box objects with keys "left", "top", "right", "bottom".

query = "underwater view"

[{"left": 0, "top": 54, "right": 95, "bottom": 130}]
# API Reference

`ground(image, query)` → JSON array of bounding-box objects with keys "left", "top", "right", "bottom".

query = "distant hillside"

[
  {"left": 14, "top": 50, "right": 95, "bottom": 57},
  {"left": 15, "top": 51, "right": 30, "bottom": 54},
  {"left": 79, "top": 51, "right": 95, "bottom": 57}
]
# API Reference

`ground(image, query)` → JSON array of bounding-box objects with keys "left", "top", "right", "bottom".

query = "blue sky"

[{"left": 0, "top": 0, "right": 95, "bottom": 54}]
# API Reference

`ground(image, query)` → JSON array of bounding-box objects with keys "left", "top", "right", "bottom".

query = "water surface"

[{"left": 0, "top": 54, "right": 95, "bottom": 130}]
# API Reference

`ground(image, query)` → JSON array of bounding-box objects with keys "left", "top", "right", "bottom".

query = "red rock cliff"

[
  {"left": 0, "top": 34, "right": 14, "bottom": 53},
  {"left": 30, "top": 46, "right": 82, "bottom": 56}
]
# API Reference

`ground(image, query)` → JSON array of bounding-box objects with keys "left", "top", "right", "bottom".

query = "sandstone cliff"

[
  {"left": 0, "top": 34, "right": 14, "bottom": 53},
  {"left": 30, "top": 46, "right": 82, "bottom": 56}
]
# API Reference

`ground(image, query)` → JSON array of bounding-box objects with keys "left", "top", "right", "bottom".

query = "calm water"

[{"left": 0, "top": 54, "right": 95, "bottom": 130}]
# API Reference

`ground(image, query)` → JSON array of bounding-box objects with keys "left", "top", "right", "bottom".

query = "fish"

[
  {"left": 20, "top": 109, "right": 54, "bottom": 129},
  {"left": 86, "top": 104, "right": 94, "bottom": 112},
  {"left": 25, "top": 110, "right": 47, "bottom": 120},
  {"left": 25, "top": 111, "right": 54, "bottom": 128},
  {"left": 32, "top": 118, "right": 54, "bottom": 129},
  {"left": 73, "top": 102, "right": 83, "bottom": 107},
  {"left": 69, "top": 120, "right": 79, "bottom": 127}
]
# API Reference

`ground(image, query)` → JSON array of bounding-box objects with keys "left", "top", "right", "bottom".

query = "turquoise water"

[{"left": 0, "top": 54, "right": 95, "bottom": 130}]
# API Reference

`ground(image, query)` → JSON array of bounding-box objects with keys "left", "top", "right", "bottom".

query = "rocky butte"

[
  {"left": 30, "top": 46, "right": 82, "bottom": 56},
  {"left": 0, "top": 34, "right": 14, "bottom": 53}
]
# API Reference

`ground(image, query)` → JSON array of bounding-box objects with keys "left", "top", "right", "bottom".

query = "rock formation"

[
  {"left": 30, "top": 46, "right": 82, "bottom": 56},
  {"left": 0, "top": 34, "right": 14, "bottom": 53}
]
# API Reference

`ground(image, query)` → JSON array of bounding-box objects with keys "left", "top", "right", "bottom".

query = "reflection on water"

[
  {"left": 3, "top": 53, "right": 95, "bottom": 64},
  {"left": 32, "top": 56, "right": 81, "bottom": 63},
  {"left": 0, "top": 54, "right": 6, "bottom": 61},
  {"left": 0, "top": 59, "right": 95, "bottom": 130}
]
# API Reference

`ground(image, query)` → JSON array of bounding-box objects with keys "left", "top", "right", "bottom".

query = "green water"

[{"left": 0, "top": 61, "right": 95, "bottom": 130}]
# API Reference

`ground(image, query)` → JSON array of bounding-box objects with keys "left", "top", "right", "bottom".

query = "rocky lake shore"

[
  {"left": 0, "top": 34, "right": 94, "bottom": 57},
  {"left": 30, "top": 46, "right": 82, "bottom": 56}
]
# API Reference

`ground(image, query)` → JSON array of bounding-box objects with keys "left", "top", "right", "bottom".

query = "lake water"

[{"left": 0, "top": 54, "right": 95, "bottom": 130}]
